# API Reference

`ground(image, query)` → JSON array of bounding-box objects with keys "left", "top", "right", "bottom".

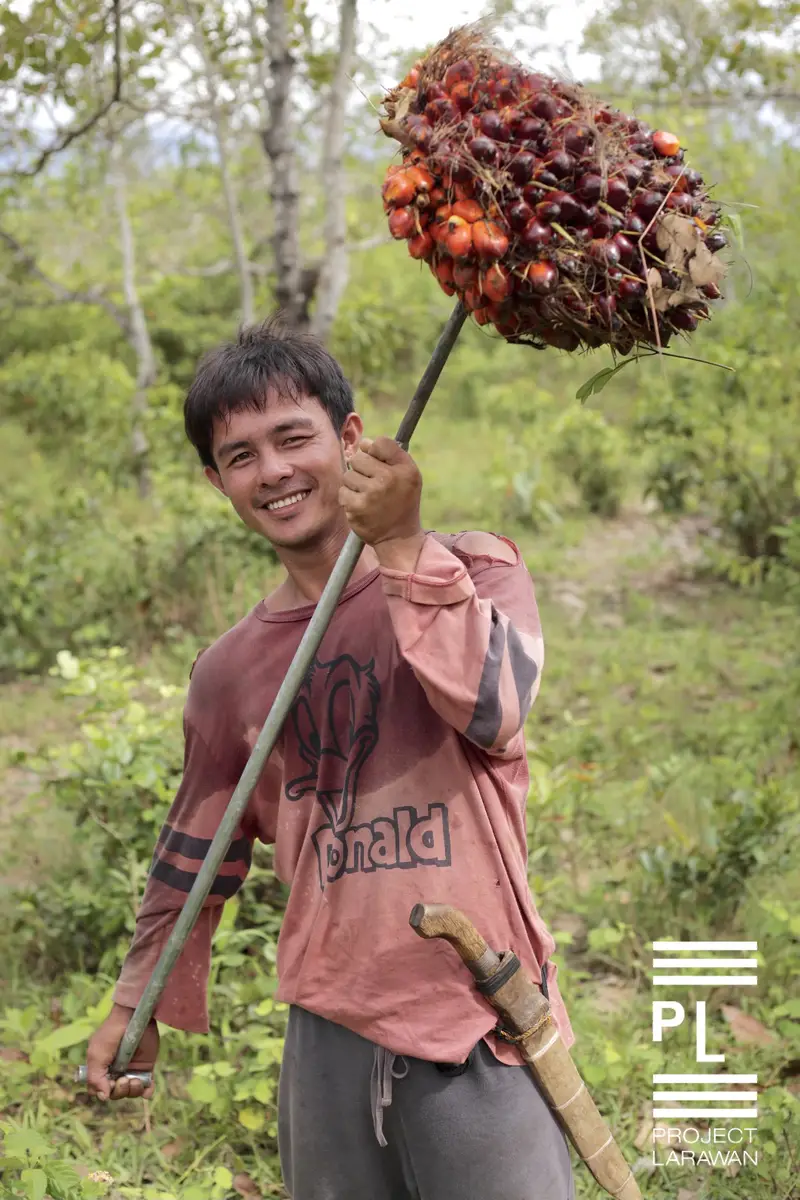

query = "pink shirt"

[{"left": 114, "top": 531, "right": 574, "bottom": 1063}]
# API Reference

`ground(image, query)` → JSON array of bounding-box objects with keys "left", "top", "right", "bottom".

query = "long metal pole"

[{"left": 102, "top": 301, "right": 468, "bottom": 1079}]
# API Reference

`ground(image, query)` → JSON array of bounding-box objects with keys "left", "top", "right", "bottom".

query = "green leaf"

[
  {"left": 3, "top": 1128, "right": 52, "bottom": 1164},
  {"left": 35, "top": 1018, "right": 94, "bottom": 1054},
  {"left": 21, "top": 1168, "right": 48, "bottom": 1200},
  {"left": 213, "top": 1167, "right": 233, "bottom": 1188},
  {"left": 238, "top": 1107, "right": 265, "bottom": 1131},
  {"left": 724, "top": 210, "right": 744, "bottom": 249},
  {"left": 576, "top": 367, "right": 616, "bottom": 403},
  {"left": 187, "top": 1075, "right": 217, "bottom": 1103}
]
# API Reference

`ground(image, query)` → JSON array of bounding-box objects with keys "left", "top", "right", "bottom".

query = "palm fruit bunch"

[{"left": 380, "top": 25, "right": 728, "bottom": 354}]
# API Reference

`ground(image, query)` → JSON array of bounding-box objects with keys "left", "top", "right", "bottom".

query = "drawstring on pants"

[{"left": 370, "top": 1046, "right": 409, "bottom": 1146}]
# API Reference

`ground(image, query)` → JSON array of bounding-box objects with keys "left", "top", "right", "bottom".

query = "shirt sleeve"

[
  {"left": 379, "top": 532, "right": 544, "bottom": 758},
  {"left": 113, "top": 713, "right": 255, "bottom": 1033}
]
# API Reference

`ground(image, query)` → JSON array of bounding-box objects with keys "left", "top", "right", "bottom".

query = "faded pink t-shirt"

[{"left": 114, "top": 531, "right": 574, "bottom": 1064}]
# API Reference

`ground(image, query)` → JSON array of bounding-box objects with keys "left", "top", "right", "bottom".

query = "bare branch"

[
  {"left": 0, "top": 227, "right": 130, "bottom": 332},
  {"left": 9, "top": 0, "right": 124, "bottom": 179},
  {"left": 261, "top": 0, "right": 302, "bottom": 323}
]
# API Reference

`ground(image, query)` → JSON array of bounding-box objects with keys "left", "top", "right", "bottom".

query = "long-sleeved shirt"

[{"left": 114, "top": 530, "right": 574, "bottom": 1063}]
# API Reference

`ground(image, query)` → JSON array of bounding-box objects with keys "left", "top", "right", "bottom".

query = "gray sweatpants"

[{"left": 278, "top": 1005, "right": 575, "bottom": 1200}]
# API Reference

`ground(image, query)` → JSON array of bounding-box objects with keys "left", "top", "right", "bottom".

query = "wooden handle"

[{"left": 409, "top": 903, "right": 494, "bottom": 966}]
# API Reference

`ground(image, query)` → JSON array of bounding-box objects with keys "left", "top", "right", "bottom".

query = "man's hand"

[
  {"left": 339, "top": 437, "right": 423, "bottom": 550},
  {"left": 85, "top": 1003, "right": 159, "bottom": 1101}
]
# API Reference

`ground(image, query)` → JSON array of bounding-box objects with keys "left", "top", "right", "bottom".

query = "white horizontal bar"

[
  {"left": 652, "top": 958, "right": 758, "bottom": 968},
  {"left": 652, "top": 941, "right": 757, "bottom": 950},
  {"left": 653, "top": 1108, "right": 758, "bottom": 1118},
  {"left": 653, "top": 976, "right": 757, "bottom": 985},
  {"left": 653, "top": 1075, "right": 758, "bottom": 1083},
  {"left": 653, "top": 1092, "right": 758, "bottom": 1101}
]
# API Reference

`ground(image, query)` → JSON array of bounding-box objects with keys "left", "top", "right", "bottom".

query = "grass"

[{"left": 1, "top": 464, "right": 798, "bottom": 1198}]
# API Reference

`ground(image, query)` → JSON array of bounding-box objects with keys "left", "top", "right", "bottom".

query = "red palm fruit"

[
  {"left": 592, "top": 214, "right": 615, "bottom": 238},
  {"left": 483, "top": 263, "right": 514, "bottom": 302},
  {"left": 450, "top": 198, "right": 483, "bottom": 222},
  {"left": 613, "top": 233, "right": 636, "bottom": 265},
  {"left": 463, "top": 283, "right": 484, "bottom": 311},
  {"left": 606, "top": 177, "right": 630, "bottom": 210},
  {"left": 563, "top": 124, "right": 592, "bottom": 154},
  {"left": 468, "top": 136, "right": 499, "bottom": 165},
  {"left": 702, "top": 282, "right": 722, "bottom": 299},
  {"left": 522, "top": 219, "right": 553, "bottom": 248},
  {"left": 625, "top": 213, "right": 646, "bottom": 235},
  {"left": 664, "top": 163, "right": 689, "bottom": 192},
  {"left": 472, "top": 219, "right": 509, "bottom": 260},
  {"left": 515, "top": 117, "right": 544, "bottom": 142},
  {"left": 507, "top": 200, "right": 534, "bottom": 231},
  {"left": 426, "top": 82, "right": 448, "bottom": 102},
  {"left": 552, "top": 192, "right": 581, "bottom": 225},
  {"left": 453, "top": 179, "right": 476, "bottom": 200},
  {"left": 382, "top": 170, "right": 416, "bottom": 207},
  {"left": 449, "top": 81, "right": 474, "bottom": 112},
  {"left": 653, "top": 130, "right": 681, "bottom": 157},
  {"left": 508, "top": 152, "right": 537, "bottom": 185},
  {"left": 617, "top": 277, "right": 645, "bottom": 304},
  {"left": 408, "top": 231, "right": 434, "bottom": 259},
  {"left": 595, "top": 294, "right": 617, "bottom": 323},
  {"left": 525, "top": 260, "right": 558, "bottom": 293},
  {"left": 406, "top": 165, "right": 435, "bottom": 194},
  {"left": 479, "top": 111, "right": 511, "bottom": 141},
  {"left": 444, "top": 220, "right": 473, "bottom": 258},
  {"left": 453, "top": 261, "right": 478, "bottom": 289},
  {"left": 666, "top": 192, "right": 696, "bottom": 214},
  {"left": 444, "top": 59, "right": 476, "bottom": 90},
  {"left": 388, "top": 207, "right": 415, "bottom": 239},
  {"left": 433, "top": 257, "right": 456, "bottom": 291},
  {"left": 473, "top": 307, "right": 491, "bottom": 326},
  {"left": 429, "top": 187, "right": 446, "bottom": 207}
]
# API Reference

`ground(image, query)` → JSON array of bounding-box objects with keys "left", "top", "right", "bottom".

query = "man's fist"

[
  {"left": 85, "top": 1004, "right": 159, "bottom": 1101},
  {"left": 339, "top": 437, "right": 422, "bottom": 547}
]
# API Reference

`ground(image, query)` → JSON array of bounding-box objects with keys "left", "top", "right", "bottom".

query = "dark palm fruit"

[
  {"left": 580, "top": 204, "right": 598, "bottom": 226},
  {"left": 617, "top": 277, "right": 645, "bottom": 304},
  {"left": 444, "top": 60, "right": 476, "bottom": 90},
  {"left": 577, "top": 173, "right": 602, "bottom": 202},
  {"left": 625, "top": 213, "right": 646, "bottom": 235},
  {"left": 527, "top": 260, "right": 558, "bottom": 292},
  {"left": 666, "top": 193, "right": 698, "bottom": 215},
  {"left": 606, "top": 177, "right": 630, "bottom": 210},
  {"left": 553, "top": 192, "right": 582, "bottom": 224},
  {"left": 702, "top": 282, "right": 722, "bottom": 299},
  {"left": 670, "top": 308, "right": 699, "bottom": 331},
  {"left": 634, "top": 190, "right": 663, "bottom": 220},
  {"left": 547, "top": 151, "right": 575, "bottom": 179},
  {"left": 562, "top": 124, "right": 591, "bottom": 154},
  {"left": 534, "top": 168, "right": 558, "bottom": 188},
  {"left": 514, "top": 117, "right": 544, "bottom": 142},
  {"left": 706, "top": 231, "right": 727, "bottom": 252},
  {"left": 592, "top": 215, "right": 615, "bottom": 238},
  {"left": 507, "top": 200, "right": 534, "bottom": 231},
  {"left": 479, "top": 111, "right": 510, "bottom": 141},
  {"left": 468, "top": 136, "right": 499, "bottom": 165},
  {"left": 532, "top": 93, "right": 558, "bottom": 121},
  {"left": 622, "top": 162, "right": 644, "bottom": 188},
  {"left": 595, "top": 294, "right": 617, "bottom": 322},
  {"left": 613, "top": 233, "right": 636, "bottom": 265},
  {"left": 522, "top": 182, "right": 542, "bottom": 205},
  {"left": 659, "top": 269, "right": 681, "bottom": 289},
  {"left": 536, "top": 198, "right": 561, "bottom": 222},
  {"left": 522, "top": 218, "right": 553, "bottom": 248},
  {"left": 589, "top": 239, "right": 621, "bottom": 267},
  {"left": 508, "top": 152, "right": 537, "bottom": 184}
]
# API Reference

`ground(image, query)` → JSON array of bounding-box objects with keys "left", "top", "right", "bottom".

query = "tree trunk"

[
  {"left": 309, "top": 0, "right": 358, "bottom": 344},
  {"left": 261, "top": 0, "right": 302, "bottom": 325},
  {"left": 184, "top": 0, "right": 255, "bottom": 325},
  {"left": 111, "top": 141, "right": 156, "bottom": 499}
]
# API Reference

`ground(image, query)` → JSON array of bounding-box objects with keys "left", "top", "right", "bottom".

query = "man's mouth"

[{"left": 262, "top": 489, "right": 311, "bottom": 513}]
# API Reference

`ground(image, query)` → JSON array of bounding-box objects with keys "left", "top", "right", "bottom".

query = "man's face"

[{"left": 205, "top": 390, "right": 363, "bottom": 551}]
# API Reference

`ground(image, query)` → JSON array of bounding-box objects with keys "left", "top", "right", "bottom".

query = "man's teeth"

[{"left": 265, "top": 491, "right": 309, "bottom": 511}]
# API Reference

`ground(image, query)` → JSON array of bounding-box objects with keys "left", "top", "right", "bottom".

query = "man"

[{"left": 86, "top": 317, "right": 576, "bottom": 1199}]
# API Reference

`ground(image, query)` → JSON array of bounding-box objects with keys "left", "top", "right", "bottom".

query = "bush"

[{"left": 550, "top": 406, "right": 628, "bottom": 517}]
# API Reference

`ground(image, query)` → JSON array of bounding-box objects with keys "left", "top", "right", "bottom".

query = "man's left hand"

[{"left": 339, "top": 437, "right": 423, "bottom": 547}]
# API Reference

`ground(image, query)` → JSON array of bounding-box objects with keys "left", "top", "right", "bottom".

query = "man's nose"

[{"left": 255, "top": 449, "right": 293, "bottom": 488}]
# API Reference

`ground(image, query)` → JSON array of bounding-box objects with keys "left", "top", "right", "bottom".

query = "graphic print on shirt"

[{"left": 285, "top": 653, "right": 451, "bottom": 889}]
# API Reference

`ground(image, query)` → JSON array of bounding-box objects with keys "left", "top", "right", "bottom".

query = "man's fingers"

[
  {"left": 340, "top": 468, "right": 371, "bottom": 493},
  {"left": 349, "top": 447, "right": 384, "bottom": 478},
  {"left": 364, "top": 436, "right": 403, "bottom": 464}
]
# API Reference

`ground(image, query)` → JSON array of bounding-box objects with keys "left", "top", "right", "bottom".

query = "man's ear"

[
  {"left": 204, "top": 465, "right": 227, "bottom": 496},
  {"left": 340, "top": 412, "right": 364, "bottom": 461}
]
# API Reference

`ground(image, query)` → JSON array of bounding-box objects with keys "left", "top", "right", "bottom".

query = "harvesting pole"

[{"left": 89, "top": 300, "right": 468, "bottom": 1083}]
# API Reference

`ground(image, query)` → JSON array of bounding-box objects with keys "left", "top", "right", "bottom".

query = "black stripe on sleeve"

[
  {"left": 505, "top": 622, "right": 539, "bottom": 720},
  {"left": 159, "top": 824, "right": 252, "bottom": 865},
  {"left": 149, "top": 857, "right": 247, "bottom": 898},
  {"left": 464, "top": 611, "right": 506, "bottom": 749}
]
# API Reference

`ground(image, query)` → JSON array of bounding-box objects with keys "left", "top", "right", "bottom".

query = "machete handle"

[
  {"left": 409, "top": 903, "right": 500, "bottom": 973},
  {"left": 74, "top": 1065, "right": 153, "bottom": 1087}
]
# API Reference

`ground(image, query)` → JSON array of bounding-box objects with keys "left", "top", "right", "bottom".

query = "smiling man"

[{"left": 85, "top": 317, "right": 576, "bottom": 1200}]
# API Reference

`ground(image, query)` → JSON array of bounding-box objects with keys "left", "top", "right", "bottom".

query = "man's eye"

[
  {"left": 284, "top": 436, "right": 307, "bottom": 447},
  {"left": 230, "top": 452, "right": 250, "bottom": 464}
]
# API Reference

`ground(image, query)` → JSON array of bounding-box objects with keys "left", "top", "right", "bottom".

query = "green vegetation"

[{"left": 1, "top": 1, "right": 798, "bottom": 1197}]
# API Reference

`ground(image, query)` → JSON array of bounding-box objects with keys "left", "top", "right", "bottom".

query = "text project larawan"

[{"left": 650, "top": 939, "right": 761, "bottom": 1170}]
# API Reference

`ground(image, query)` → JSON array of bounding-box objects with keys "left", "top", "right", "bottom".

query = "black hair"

[{"left": 184, "top": 313, "right": 355, "bottom": 469}]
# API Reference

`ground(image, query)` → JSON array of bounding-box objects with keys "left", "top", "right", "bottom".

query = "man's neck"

[{"left": 268, "top": 525, "right": 381, "bottom": 611}]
